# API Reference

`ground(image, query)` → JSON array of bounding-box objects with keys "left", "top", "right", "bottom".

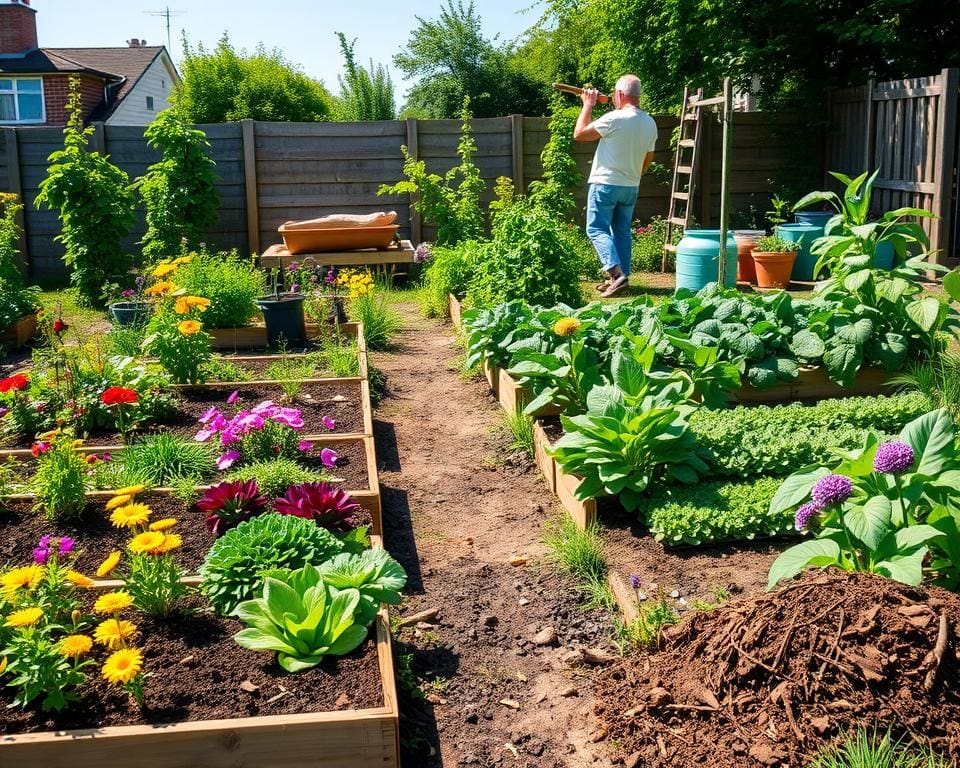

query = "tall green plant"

[
  {"left": 137, "top": 109, "right": 220, "bottom": 261},
  {"left": 528, "top": 95, "right": 581, "bottom": 217},
  {"left": 35, "top": 79, "right": 135, "bottom": 305},
  {"left": 333, "top": 33, "right": 395, "bottom": 121},
  {"left": 0, "top": 193, "right": 39, "bottom": 334}
]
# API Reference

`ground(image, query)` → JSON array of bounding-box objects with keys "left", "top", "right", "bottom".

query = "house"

[{"left": 0, "top": 0, "right": 180, "bottom": 126}]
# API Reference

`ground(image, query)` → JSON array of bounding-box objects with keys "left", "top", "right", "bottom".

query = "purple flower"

[
  {"left": 288, "top": 262, "right": 299, "bottom": 272},
  {"left": 58, "top": 536, "right": 75, "bottom": 556},
  {"left": 101, "top": 452, "right": 112, "bottom": 462},
  {"left": 320, "top": 448, "right": 339, "bottom": 467},
  {"left": 325, "top": 268, "right": 337, "bottom": 286},
  {"left": 812, "top": 474, "right": 854, "bottom": 507},
  {"left": 413, "top": 243, "right": 432, "bottom": 264},
  {"left": 122, "top": 288, "right": 135, "bottom": 298},
  {"left": 298, "top": 440, "right": 314, "bottom": 453},
  {"left": 195, "top": 427, "right": 217, "bottom": 442},
  {"left": 290, "top": 283, "right": 300, "bottom": 293},
  {"left": 628, "top": 574, "right": 641, "bottom": 590},
  {"left": 199, "top": 406, "right": 222, "bottom": 425},
  {"left": 873, "top": 441, "right": 915, "bottom": 475},
  {"left": 321, "top": 415, "right": 336, "bottom": 430},
  {"left": 273, "top": 407, "right": 304, "bottom": 429},
  {"left": 33, "top": 546, "right": 49, "bottom": 565},
  {"left": 135, "top": 275, "right": 146, "bottom": 286},
  {"left": 217, "top": 450, "right": 242, "bottom": 470},
  {"left": 252, "top": 400, "right": 276, "bottom": 415},
  {"left": 794, "top": 501, "right": 824, "bottom": 531},
  {"left": 0, "top": 407, "right": 9, "bottom": 418},
  {"left": 226, "top": 390, "right": 240, "bottom": 405}
]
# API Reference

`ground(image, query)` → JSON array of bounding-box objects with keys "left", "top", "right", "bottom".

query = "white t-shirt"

[{"left": 587, "top": 105, "right": 658, "bottom": 187}]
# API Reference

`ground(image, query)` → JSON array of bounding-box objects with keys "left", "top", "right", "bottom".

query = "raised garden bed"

[
  {"left": 534, "top": 417, "right": 596, "bottom": 530},
  {"left": 208, "top": 319, "right": 367, "bottom": 353},
  {"left": 0, "top": 312, "right": 38, "bottom": 352},
  {"left": 448, "top": 293, "right": 463, "bottom": 330}
]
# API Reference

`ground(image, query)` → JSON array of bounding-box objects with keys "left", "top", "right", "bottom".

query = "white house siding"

[{"left": 106, "top": 52, "right": 178, "bottom": 125}]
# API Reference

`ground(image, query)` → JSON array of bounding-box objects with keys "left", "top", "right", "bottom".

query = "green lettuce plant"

[
  {"left": 767, "top": 408, "right": 960, "bottom": 590},
  {"left": 317, "top": 549, "right": 407, "bottom": 625},
  {"left": 234, "top": 565, "right": 368, "bottom": 672}
]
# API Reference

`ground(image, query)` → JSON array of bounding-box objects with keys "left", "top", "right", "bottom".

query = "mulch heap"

[{"left": 594, "top": 571, "right": 960, "bottom": 768}]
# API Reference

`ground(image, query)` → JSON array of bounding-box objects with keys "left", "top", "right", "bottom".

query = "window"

[
  {"left": 146, "top": 95, "right": 155, "bottom": 110},
  {"left": 0, "top": 78, "right": 44, "bottom": 123}
]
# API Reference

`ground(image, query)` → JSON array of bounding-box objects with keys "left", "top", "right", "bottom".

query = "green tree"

[
  {"left": 332, "top": 33, "right": 395, "bottom": 121},
  {"left": 175, "top": 33, "right": 333, "bottom": 122},
  {"left": 393, "top": 0, "right": 549, "bottom": 118},
  {"left": 35, "top": 79, "right": 135, "bottom": 306},
  {"left": 528, "top": 95, "right": 581, "bottom": 217},
  {"left": 137, "top": 109, "right": 220, "bottom": 261}
]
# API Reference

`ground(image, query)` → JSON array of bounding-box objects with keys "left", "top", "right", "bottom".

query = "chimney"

[
  {"left": 0, "top": 0, "right": 38, "bottom": 56},
  {"left": 127, "top": 38, "right": 147, "bottom": 47}
]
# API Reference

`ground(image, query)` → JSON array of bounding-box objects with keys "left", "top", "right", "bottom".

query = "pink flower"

[
  {"left": 199, "top": 406, "right": 222, "bottom": 425},
  {"left": 321, "top": 416, "right": 336, "bottom": 430},
  {"left": 0, "top": 407, "right": 8, "bottom": 419},
  {"left": 226, "top": 390, "right": 240, "bottom": 404},
  {"left": 122, "top": 288, "right": 136, "bottom": 298},
  {"left": 195, "top": 427, "right": 217, "bottom": 442},
  {"left": 298, "top": 440, "right": 314, "bottom": 453},
  {"left": 220, "top": 428, "right": 241, "bottom": 446},
  {"left": 273, "top": 408, "right": 304, "bottom": 429},
  {"left": 236, "top": 412, "right": 266, "bottom": 431},
  {"left": 217, "top": 450, "right": 242, "bottom": 470},
  {"left": 252, "top": 400, "right": 276, "bottom": 415},
  {"left": 101, "top": 452, "right": 112, "bottom": 462},
  {"left": 320, "top": 448, "right": 338, "bottom": 467}
]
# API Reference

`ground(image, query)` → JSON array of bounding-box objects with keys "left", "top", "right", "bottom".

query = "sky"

[{"left": 31, "top": 0, "right": 543, "bottom": 107}]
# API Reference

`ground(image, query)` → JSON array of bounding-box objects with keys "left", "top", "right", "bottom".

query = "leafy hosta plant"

[
  {"left": 317, "top": 549, "right": 407, "bottom": 625},
  {"left": 767, "top": 408, "right": 960, "bottom": 590},
  {"left": 196, "top": 479, "right": 270, "bottom": 535},
  {"left": 234, "top": 565, "right": 368, "bottom": 672}
]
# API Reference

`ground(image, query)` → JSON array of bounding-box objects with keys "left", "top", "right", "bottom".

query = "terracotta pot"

[
  {"left": 733, "top": 230, "right": 764, "bottom": 284},
  {"left": 752, "top": 250, "right": 798, "bottom": 289}
]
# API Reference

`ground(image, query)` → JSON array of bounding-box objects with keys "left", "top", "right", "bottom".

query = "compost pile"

[{"left": 594, "top": 571, "right": 960, "bottom": 767}]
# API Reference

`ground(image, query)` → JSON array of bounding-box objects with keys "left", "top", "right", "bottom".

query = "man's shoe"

[{"left": 601, "top": 275, "right": 629, "bottom": 297}]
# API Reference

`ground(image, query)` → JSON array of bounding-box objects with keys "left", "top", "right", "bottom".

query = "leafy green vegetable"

[{"left": 317, "top": 549, "right": 407, "bottom": 625}]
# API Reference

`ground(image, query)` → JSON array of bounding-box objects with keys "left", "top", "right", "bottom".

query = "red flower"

[
  {"left": 0, "top": 373, "right": 29, "bottom": 393},
  {"left": 53, "top": 318, "right": 68, "bottom": 335},
  {"left": 31, "top": 441, "right": 51, "bottom": 457},
  {"left": 101, "top": 387, "right": 138, "bottom": 406}
]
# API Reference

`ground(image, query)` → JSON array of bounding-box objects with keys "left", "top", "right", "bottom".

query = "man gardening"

[{"left": 574, "top": 74, "right": 657, "bottom": 297}]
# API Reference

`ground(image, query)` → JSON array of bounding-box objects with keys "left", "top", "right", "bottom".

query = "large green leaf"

[
  {"left": 843, "top": 496, "right": 891, "bottom": 551},
  {"left": 905, "top": 296, "right": 943, "bottom": 333},
  {"left": 836, "top": 318, "right": 874, "bottom": 345},
  {"left": 769, "top": 467, "right": 830, "bottom": 515},
  {"left": 789, "top": 329, "right": 825, "bottom": 360},
  {"left": 899, "top": 409, "right": 955, "bottom": 476},
  {"left": 823, "top": 341, "right": 862, "bottom": 388},
  {"left": 874, "top": 544, "right": 927, "bottom": 586},
  {"left": 767, "top": 539, "right": 842, "bottom": 590},
  {"left": 943, "top": 269, "right": 960, "bottom": 303}
]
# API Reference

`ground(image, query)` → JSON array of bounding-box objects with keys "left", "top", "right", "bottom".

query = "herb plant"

[
  {"left": 225, "top": 457, "right": 329, "bottom": 497},
  {"left": 143, "top": 308, "right": 212, "bottom": 385},
  {"left": 172, "top": 247, "right": 264, "bottom": 328},
  {"left": 31, "top": 437, "right": 88, "bottom": 520},
  {"left": 116, "top": 433, "right": 217, "bottom": 487}
]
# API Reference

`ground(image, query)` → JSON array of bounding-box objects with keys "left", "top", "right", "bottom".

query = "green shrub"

[
  {"left": 419, "top": 241, "right": 480, "bottom": 318},
  {"left": 638, "top": 476, "right": 788, "bottom": 546},
  {"left": 31, "top": 439, "right": 88, "bottom": 520},
  {"left": 692, "top": 392, "right": 931, "bottom": 478},
  {"left": 632, "top": 217, "right": 678, "bottom": 273},
  {"left": 142, "top": 308, "right": 212, "bottom": 385},
  {"left": 173, "top": 249, "right": 263, "bottom": 328},
  {"left": 199, "top": 514, "right": 344, "bottom": 616},
  {"left": 225, "top": 457, "right": 328, "bottom": 498},
  {"left": 809, "top": 729, "right": 952, "bottom": 768},
  {"left": 117, "top": 433, "right": 217, "bottom": 486},
  {"left": 0, "top": 194, "right": 39, "bottom": 337},
  {"left": 350, "top": 291, "right": 401, "bottom": 350},
  {"left": 557, "top": 222, "right": 602, "bottom": 280}
]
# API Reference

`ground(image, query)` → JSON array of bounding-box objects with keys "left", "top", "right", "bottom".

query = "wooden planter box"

[
  {"left": 531, "top": 420, "right": 596, "bottom": 531},
  {"left": 0, "top": 550, "right": 399, "bottom": 767},
  {"left": 532, "top": 420, "right": 557, "bottom": 494},
  {"left": 0, "top": 312, "right": 38, "bottom": 351},
  {"left": 492, "top": 365, "right": 561, "bottom": 418},
  {"left": 208, "top": 320, "right": 365, "bottom": 353},
  {"left": 448, "top": 293, "right": 463, "bottom": 330},
  {"left": 732, "top": 366, "right": 894, "bottom": 405}
]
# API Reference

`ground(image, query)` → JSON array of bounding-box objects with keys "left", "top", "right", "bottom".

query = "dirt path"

[{"left": 374, "top": 302, "right": 614, "bottom": 768}]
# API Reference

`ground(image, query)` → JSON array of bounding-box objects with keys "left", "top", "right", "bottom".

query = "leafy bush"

[
  {"left": 754, "top": 234, "right": 800, "bottom": 253},
  {"left": 638, "top": 476, "right": 787, "bottom": 546},
  {"left": 632, "top": 217, "right": 678, "bottom": 274},
  {"left": 331, "top": 33, "right": 395, "bottom": 121},
  {"left": 692, "top": 392, "right": 932, "bottom": 478},
  {"left": 172, "top": 249, "right": 263, "bottom": 328},
  {"left": 200, "top": 514, "right": 344, "bottom": 616},
  {"left": 0, "top": 194, "right": 39, "bottom": 337},
  {"left": 527, "top": 97, "right": 580, "bottom": 219},
  {"left": 31, "top": 439, "right": 88, "bottom": 520},
  {"left": 225, "top": 457, "right": 328, "bottom": 498},
  {"left": 137, "top": 110, "right": 220, "bottom": 261},
  {"left": 419, "top": 241, "right": 480, "bottom": 318},
  {"left": 142, "top": 308, "right": 212, "bottom": 385},
  {"left": 350, "top": 291, "right": 401, "bottom": 351},
  {"left": 117, "top": 433, "right": 217, "bottom": 486}
]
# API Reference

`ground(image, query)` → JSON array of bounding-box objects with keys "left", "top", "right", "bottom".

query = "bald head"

[{"left": 615, "top": 75, "right": 641, "bottom": 106}]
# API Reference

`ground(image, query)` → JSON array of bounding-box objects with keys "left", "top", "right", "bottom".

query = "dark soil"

[
  {"left": 594, "top": 571, "right": 960, "bottom": 767},
  {"left": 0, "top": 595, "right": 382, "bottom": 734}
]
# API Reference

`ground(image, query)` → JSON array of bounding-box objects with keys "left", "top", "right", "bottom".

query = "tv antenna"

[{"left": 144, "top": 7, "right": 185, "bottom": 51}]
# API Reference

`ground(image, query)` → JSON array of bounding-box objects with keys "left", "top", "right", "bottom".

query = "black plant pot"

[
  {"left": 108, "top": 301, "right": 152, "bottom": 327},
  {"left": 255, "top": 294, "right": 306, "bottom": 348}
]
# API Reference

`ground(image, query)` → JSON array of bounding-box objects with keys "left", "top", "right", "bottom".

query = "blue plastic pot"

[
  {"left": 675, "top": 230, "right": 738, "bottom": 292},
  {"left": 873, "top": 241, "right": 895, "bottom": 270},
  {"left": 108, "top": 301, "right": 152, "bottom": 327},
  {"left": 794, "top": 211, "right": 835, "bottom": 229},
  {"left": 777, "top": 223, "right": 822, "bottom": 281}
]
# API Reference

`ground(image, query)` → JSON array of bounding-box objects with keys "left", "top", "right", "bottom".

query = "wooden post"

[
  {"left": 405, "top": 117, "right": 421, "bottom": 245},
  {"left": 241, "top": 119, "right": 260, "bottom": 256},
  {"left": 932, "top": 67, "right": 959, "bottom": 262},
  {"left": 698, "top": 111, "right": 713, "bottom": 226},
  {"left": 717, "top": 78, "right": 733, "bottom": 285},
  {"left": 3, "top": 127, "right": 28, "bottom": 273},
  {"left": 91, "top": 121, "right": 106, "bottom": 155},
  {"left": 863, "top": 78, "right": 875, "bottom": 173},
  {"left": 510, "top": 114, "right": 524, "bottom": 193}
]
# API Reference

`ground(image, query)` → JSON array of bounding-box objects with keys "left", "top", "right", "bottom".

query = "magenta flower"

[
  {"left": 298, "top": 440, "right": 314, "bottom": 452},
  {"left": 288, "top": 262, "right": 299, "bottom": 272},
  {"left": 873, "top": 441, "right": 915, "bottom": 475},
  {"left": 812, "top": 474, "right": 853, "bottom": 507},
  {"left": 794, "top": 501, "right": 824, "bottom": 530},
  {"left": 196, "top": 479, "right": 269, "bottom": 535},
  {"left": 101, "top": 452, "right": 112, "bottom": 462},
  {"left": 320, "top": 448, "right": 339, "bottom": 467},
  {"left": 33, "top": 545, "right": 49, "bottom": 565},
  {"left": 290, "top": 283, "right": 300, "bottom": 293},
  {"left": 322, "top": 415, "right": 336, "bottom": 430},
  {"left": 217, "top": 450, "right": 242, "bottom": 470},
  {"left": 273, "top": 482, "right": 361, "bottom": 533},
  {"left": 58, "top": 536, "right": 75, "bottom": 556},
  {"left": 325, "top": 268, "right": 336, "bottom": 285},
  {"left": 273, "top": 408, "right": 304, "bottom": 429},
  {"left": 252, "top": 401, "right": 276, "bottom": 415},
  {"left": 122, "top": 288, "right": 136, "bottom": 298},
  {"left": 199, "top": 406, "right": 222, "bottom": 425},
  {"left": 226, "top": 390, "right": 240, "bottom": 405},
  {"left": 0, "top": 407, "right": 9, "bottom": 418},
  {"left": 195, "top": 427, "right": 217, "bottom": 442}
]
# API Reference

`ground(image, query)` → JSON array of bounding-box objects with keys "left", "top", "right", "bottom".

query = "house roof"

[{"left": 0, "top": 46, "right": 176, "bottom": 121}]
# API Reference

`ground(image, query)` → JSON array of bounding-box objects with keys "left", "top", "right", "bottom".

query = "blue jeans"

[{"left": 586, "top": 183, "right": 638, "bottom": 276}]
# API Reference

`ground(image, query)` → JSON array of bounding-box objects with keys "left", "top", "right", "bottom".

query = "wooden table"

[{"left": 259, "top": 240, "right": 417, "bottom": 273}]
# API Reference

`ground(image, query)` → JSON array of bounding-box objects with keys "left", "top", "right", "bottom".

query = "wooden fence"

[
  {"left": 825, "top": 68, "right": 960, "bottom": 262},
  {"left": 1, "top": 113, "right": 807, "bottom": 277}
]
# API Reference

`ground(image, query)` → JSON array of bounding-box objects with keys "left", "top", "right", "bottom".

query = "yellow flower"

[
  {"left": 152, "top": 262, "right": 177, "bottom": 278},
  {"left": 174, "top": 295, "right": 210, "bottom": 314},
  {"left": 129, "top": 531, "right": 167, "bottom": 555},
  {"left": 552, "top": 317, "right": 581, "bottom": 337},
  {"left": 94, "top": 590, "right": 134, "bottom": 614},
  {"left": 102, "top": 647, "right": 143, "bottom": 685},
  {"left": 155, "top": 533, "right": 182, "bottom": 553},
  {"left": 0, "top": 657, "right": 6, "bottom": 675},
  {"left": 114, "top": 485, "right": 145, "bottom": 497},
  {"left": 178, "top": 320, "right": 202, "bottom": 336},
  {"left": 70, "top": 438, "right": 85, "bottom": 449},
  {"left": 110, "top": 503, "right": 152, "bottom": 529},
  {"left": 96, "top": 551, "right": 123, "bottom": 578},
  {"left": 148, "top": 518, "right": 177, "bottom": 532},
  {"left": 94, "top": 618, "right": 138, "bottom": 649},
  {"left": 105, "top": 494, "right": 133, "bottom": 511},
  {"left": 144, "top": 281, "right": 175, "bottom": 296},
  {"left": 173, "top": 255, "right": 194, "bottom": 266},
  {"left": 59, "top": 634, "right": 93, "bottom": 658},
  {"left": 38, "top": 428, "right": 60, "bottom": 441},
  {"left": 1, "top": 565, "right": 43, "bottom": 598},
  {"left": 66, "top": 571, "right": 94, "bottom": 588},
  {"left": 6, "top": 606, "right": 43, "bottom": 628}
]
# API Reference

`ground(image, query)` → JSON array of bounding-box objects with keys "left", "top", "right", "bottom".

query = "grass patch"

[
  {"left": 613, "top": 591, "right": 678, "bottom": 653},
  {"left": 542, "top": 515, "right": 614, "bottom": 610},
  {"left": 500, "top": 409, "right": 534, "bottom": 458},
  {"left": 116, "top": 434, "right": 217, "bottom": 487},
  {"left": 809, "top": 729, "right": 952, "bottom": 768},
  {"left": 39, "top": 289, "right": 108, "bottom": 333}
]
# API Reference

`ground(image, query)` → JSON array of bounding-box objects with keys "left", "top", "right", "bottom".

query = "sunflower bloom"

[
  {"left": 94, "top": 618, "right": 138, "bottom": 649},
  {"left": 155, "top": 533, "right": 182, "bottom": 554},
  {"left": 110, "top": 503, "right": 152, "bottom": 529},
  {"left": 553, "top": 317, "right": 581, "bottom": 337},
  {"left": 66, "top": 571, "right": 94, "bottom": 588},
  {"left": 59, "top": 634, "right": 94, "bottom": 659},
  {"left": 114, "top": 485, "right": 145, "bottom": 497},
  {"left": 102, "top": 648, "right": 143, "bottom": 685},
  {"left": 148, "top": 518, "right": 178, "bottom": 532},
  {"left": 129, "top": 531, "right": 167, "bottom": 555},
  {"left": 174, "top": 295, "right": 210, "bottom": 314},
  {"left": 94, "top": 590, "right": 134, "bottom": 614},
  {"left": 96, "top": 551, "right": 123, "bottom": 578},
  {"left": 6, "top": 606, "right": 44, "bottom": 628},
  {"left": 105, "top": 494, "right": 132, "bottom": 511},
  {"left": 144, "top": 281, "right": 175, "bottom": 296},
  {"left": 178, "top": 320, "right": 202, "bottom": 335},
  {"left": 1, "top": 565, "right": 43, "bottom": 598},
  {"left": 152, "top": 262, "right": 177, "bottom": 278}
]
